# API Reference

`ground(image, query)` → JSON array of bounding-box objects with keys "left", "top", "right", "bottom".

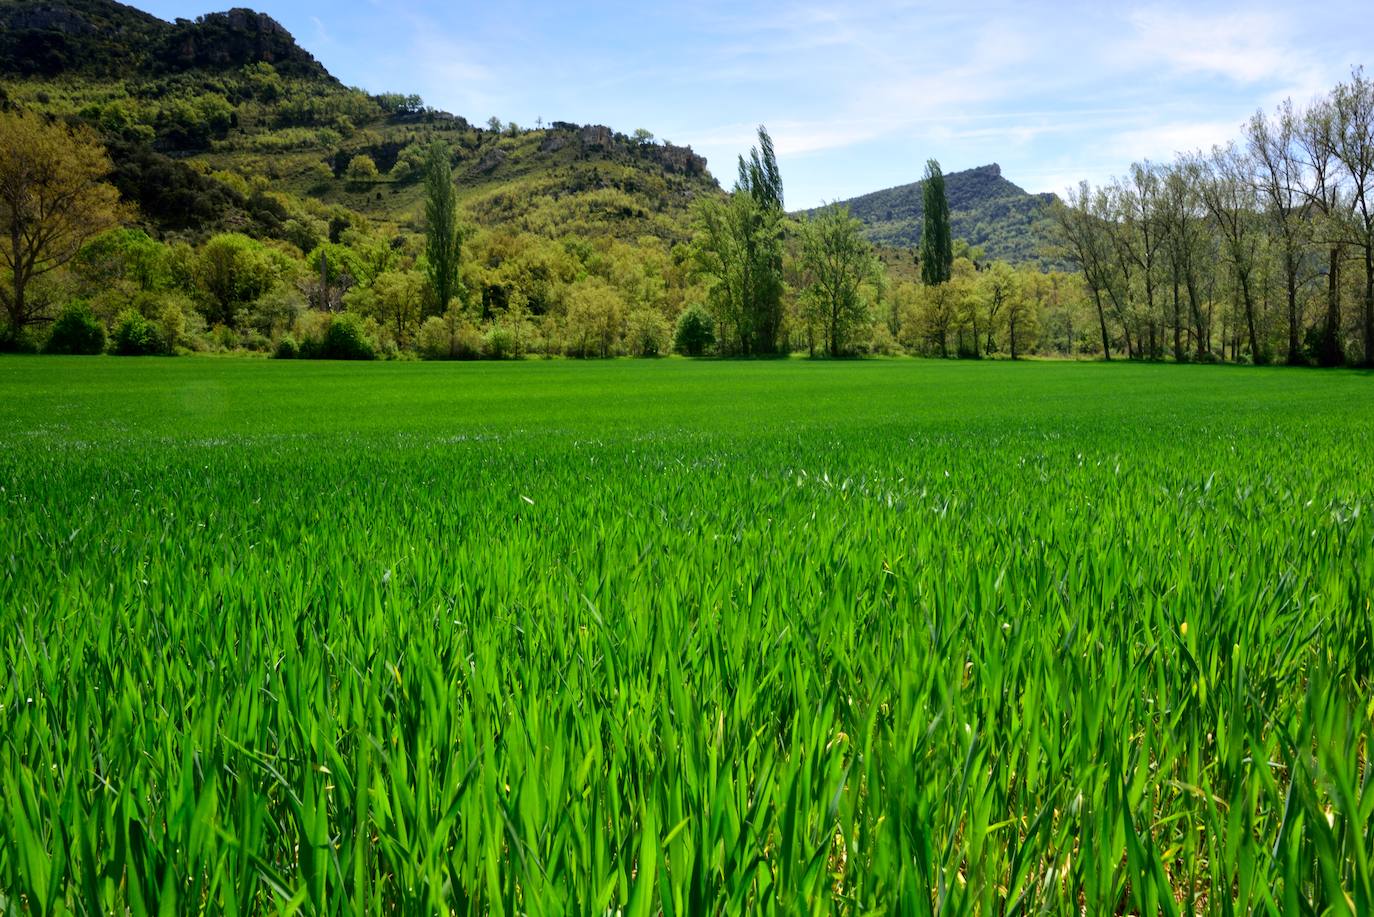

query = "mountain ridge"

[{"left": 813, "top": 163, "right": 1059, "bottom": 266}]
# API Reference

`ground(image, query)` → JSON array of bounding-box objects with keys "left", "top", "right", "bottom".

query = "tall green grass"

[{"left": 1, "top": 357, "right": 1371, "bottom": 914}]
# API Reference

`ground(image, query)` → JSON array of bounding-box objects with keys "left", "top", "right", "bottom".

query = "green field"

[{"left": 2, "top": 357, "right": 1372, "bottom": 914}]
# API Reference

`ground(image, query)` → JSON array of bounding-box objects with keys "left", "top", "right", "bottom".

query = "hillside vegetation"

[{"left": 816, "top": 164, "right": 1059, "bottom": 266}]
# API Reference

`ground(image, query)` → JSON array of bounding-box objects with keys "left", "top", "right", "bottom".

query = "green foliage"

[
  {"left": 44, "top": 301, "right": 106, "bottom": 354},
  {"left": 1, "top": 359, "right": 1373, "bottom": 912},
  {"left": 417, "top": 309, "right": 482, "bottom": 360},
  {"left": 314, "top": 311, "right": 376, "bottom": 360},
  {"left": 692, "top": 126, "right": 786, "bottom": 355},
  {"left": 192, "top": 233, "right": 282, "bottom": 326},
  {"left": 424, "top": 141, "right": 463, "bottom": 314},
  {"left": 625, "top": 307, "right": 672, "bottom": 356},
  {"left": 563, "top": 277, "right": 625, "bottom": 357},
  {"left": 798, "top": 204, "right": 880, "bottom": 355},
  {"left": 110, "top": 307, "right": 168, "bottom": 355},
  {"left": 673, "top": 304, "right": 715, "bottom": 355},
  {"left": 824, "top": 164, "right": 1059, "bottom": 266},
  {"left": 345, "top": 153, "right": 380, "bottom": 182},
  {"left": 273, "top": 334, "right": 299, "bottom": 359},
  {"left": 921, "top": 159, "right": 953, "bottom": 285}
]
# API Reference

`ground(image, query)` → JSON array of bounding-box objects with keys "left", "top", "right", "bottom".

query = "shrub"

[
  {"left": 320, "top": 313, "right": 376, "bottom": 360},
  {"left": 626, "top": 308, "right": 672, "bottom": 357},
  {"left": 417, "top": 312, "right": 482, "bottom": 360},
  {"left": 111, "top": 309, "right": 168, "bottom": 355},
  {"left": 674, "top": 304, "right": 715, "bottom": 356},
  {"left": 274, "top": 335, "right": 299, "bottom": 359},
  {"left": 153, "top": 293, "right": 205, "bottom": 352},
  {"left": 45, "top": 303, "right": 107, "bottom": 355},
  {"left": 483, "top": 324, "right": 518, "bottom": 360}
]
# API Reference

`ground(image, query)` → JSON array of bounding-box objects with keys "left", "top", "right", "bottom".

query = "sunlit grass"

[{"left": 1, "top": 356, "right": 1371, "bottom": 914}]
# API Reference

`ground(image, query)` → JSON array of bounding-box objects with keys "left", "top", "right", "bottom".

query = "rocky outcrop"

[
  {"left": 160, "top": 8, "right": 329, "bottom": 78},
  {"left": 578, "top": 125, "right": 614, "bottom": 149}
]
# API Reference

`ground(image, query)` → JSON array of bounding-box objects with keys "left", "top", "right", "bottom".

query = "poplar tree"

[
  {"left": 423, "top": 141, "right": 462, "bottom": 315},
  {"left": 920, "top": 159, "right": 953, "bottom": 286}
]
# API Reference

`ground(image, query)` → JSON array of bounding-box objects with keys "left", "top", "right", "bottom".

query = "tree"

[
  {"left": 1196, "top": 145, "right": 1266, "bottom": 363},
  {"left": 1330, "top": 68, "right": 1374, "bottom": 365},
  {"left": 632, "top": 128, "right": 655, "bottom": 147},
  {"left": 977, "top": 261, "right": 1018, "bottom": 356},
  {"left": 347, "top": 269, "right": 424, "bottom": 346},
  {"left": 1007, "top": 269, "right": 1044, "bottom": 359},
  {"left": 625, "top": 307, "right": 671, "bottom": 356},
  {"left": 564, "top": 277, "right": 624, "bottom": 357},
  {"left": 1052, "top": 184, "right": 1116, "bottom": 359},
  {"left": 673, "top": 304, "right": 715, "bottom": 356},
  {"left": 691, "top": 125, "right": 786, "bottom": 354},
  {"left": 1298, "top": 97, "right": 1348, "bottom": 365},
  {"left": 1247, "top": 101, "right": 1315, "bottom": 364},
  {"left": 1159, "top": 162, "right": 1211, "bottom": 360},
  {"left": 920, "top": 159, "right": 953, "bottom": 285},
  {"left": 193, "top": 233, "right": 277, "bottom": 327},
  {"left": 423, "top": 141, "right": 463, "bottom": 316},
  {"left": 798, "top": 204, "right": 879, "bottom": 356},
  {"left": 0, "top": 110, "right": 123, "bottom": 343},
  {"left": 345, "top": 154, "right": 379, "bottom": 183}
]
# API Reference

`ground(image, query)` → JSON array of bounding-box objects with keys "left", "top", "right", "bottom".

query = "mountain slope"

[
  {"left": 0, "top": 0, "right": 720, "bottom": 246},
  {"left": 820, "top": 164, "right": 1058, "bottom": 266}
]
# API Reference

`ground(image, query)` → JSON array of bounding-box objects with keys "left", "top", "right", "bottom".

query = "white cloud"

[
  {"left": 1123, "top": 6, "right": 1317, "bottom": 85},
  {"left": 1106, "top": 118, "right": 1244, "bottom": 160}
]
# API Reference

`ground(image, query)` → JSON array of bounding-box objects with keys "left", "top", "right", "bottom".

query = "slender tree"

[
  {"left": 1298, "top": 98, "right": 1348, "bottom": 365},
  {"left": 1196, "top": 145, "right": 1266, "bottom": 363},
  {"left": 694, "top": 126, "right": 786, "bottom": 355},
  {"left": 423, "top": 141, "right": 462, "bottom": 316},
  {"left": 920, "top": 159, "right": 953, "bottom": 285},
  {"left": 1053, "top": 184, "right": 1115, "bottom": 359},
  {"left": 1247, "top": 101, "right": 1315, "bottom": 364},
  {"left": 1330, "top": 68, "right": 1374, "bottom": 365}
]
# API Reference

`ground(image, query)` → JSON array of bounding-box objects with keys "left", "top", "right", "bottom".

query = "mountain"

[
  {"left": 819, "top": 164, "right": 1059, "bottom": 266},
  {"left": 0, "top": 0, "right": 720, "bottom": 246},
  {"left": 0, "top": 1, "right": 330, "bottom": 79}
]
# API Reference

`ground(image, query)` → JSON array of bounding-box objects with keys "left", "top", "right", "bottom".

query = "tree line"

[
  {"left": 7, "top": 64, "right": 1374, "bottom": 365},
  {"left": 1054, "top": 68, "right": 1374, "bottom": 366}
]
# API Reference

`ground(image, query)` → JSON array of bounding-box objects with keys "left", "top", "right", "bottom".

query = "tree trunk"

[
  {"left": 1241, "top": 274, "right": 1260, "bottom": 364},
  {"left": 1364, "top": 244, "right": 1374, "bottom": 367},
  {"left": 1187, "top": 276, "right": 1206, "bottom": 359},
  {"left": 1319, "top": 246, "right": 1344, "bottom": 366},
  {"left": 1172, "top": 282, "right": 1183, "bottom": 362},
  {"left": 1092, "top": 290, "right": 1111, "bottom": 360},
  {"left": 1286, "top": 266, "right": 1302, "bottom": 365}
]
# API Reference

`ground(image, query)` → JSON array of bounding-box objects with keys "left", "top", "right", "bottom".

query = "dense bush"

[
  {"left": 417, "top": 311, "right": 482, "bottom": 360},
  {"left": 626, "top": 307, "right": 672, "bottom": 357},
  {"left": 314, "top": 312, "right": 376, "bottom": 360},
  {"left": 274, "top": 335, "right": 299, "bottom": 359},
  {"left": 673, "top": 304, "right": 715, "bottom": 356},
  {"left": 44, "top": 303, "right": 107, "bottom": 355},
  {"left": 111, "top": 309, "right": 169, "bottom": 355}
]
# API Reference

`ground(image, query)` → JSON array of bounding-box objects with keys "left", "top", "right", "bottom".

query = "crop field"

[{"left": 1, "top": 356, "right": 1372, "bottom": 914}]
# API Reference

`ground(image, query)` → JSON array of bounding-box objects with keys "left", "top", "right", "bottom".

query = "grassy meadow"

[{"left": 1, "top": 356, "right": 1372, "bottom": 914}]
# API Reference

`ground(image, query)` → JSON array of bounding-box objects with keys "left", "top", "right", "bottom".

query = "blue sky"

[{"left": 130, "top": 0, "right": 1370, "bottom": 208}]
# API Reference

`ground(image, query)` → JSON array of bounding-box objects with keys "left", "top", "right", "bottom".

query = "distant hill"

[
  {"left": 816, "top": 165, "right": 1059, "bottom": 266},
  {"left": 0, "top": 0, "right": 720, "bottom": 245},
  {"left": 0, "top": 1, "right": 330, "bottom": 79}
]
